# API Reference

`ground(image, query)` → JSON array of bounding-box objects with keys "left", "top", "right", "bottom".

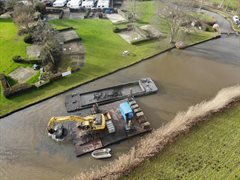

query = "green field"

[
  {"left": 124, "top": 104, "right": 240, "bottom": 179},
  {"left": 0, "top": 8, "right": 215, "bottom": 117},
  {"left": 0, "top": 18, "right": 28, "bottom": 74}
]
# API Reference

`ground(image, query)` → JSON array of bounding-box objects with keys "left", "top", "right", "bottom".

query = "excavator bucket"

[{"left": 48, "top": 124, "right": 65, "bottom": 142}]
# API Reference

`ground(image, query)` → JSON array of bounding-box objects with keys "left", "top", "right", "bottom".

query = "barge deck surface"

[
  {"left": 67, "top": 98, "right": 152, "bottom": 157},
  {"left": 65, "top": 77, "right": 158, "bottom": 112}
]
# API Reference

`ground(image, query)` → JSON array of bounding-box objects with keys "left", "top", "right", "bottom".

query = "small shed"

[{"left": 119, "top": 102, "right": 133, "bottom": 120}]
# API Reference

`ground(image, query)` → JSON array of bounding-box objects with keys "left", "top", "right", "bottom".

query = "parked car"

[
  {"left": 96, "top": 0, "right": 109, "bottom": 9},
  {"left": 81, "top": 0, "right": 95, "bottom": 9},
  {"left": 41, "top": 0, "right": 55, "bottom": 7},
  {"left": 233, "top": 15, "right": 239, "bottom": 23},
  {"left": 103, "top": 7, "right": 114, "bottom": 14},
  {"left": 67, "top": 0, "right": 82, "bottom": 10},
  {"left": 17, "top": 0, "right": 29, "bottom": 5},
  {"left": 53, "top": 0, "right": 68, "bottom": 7}
]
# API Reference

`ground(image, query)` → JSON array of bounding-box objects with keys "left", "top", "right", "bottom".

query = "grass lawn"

[
  {"left": 123, "top": 104, "right": 240, "bottom": 179},
  {"left": 0, "top": 19, "right": 172, "bottom": 116},
  {"left": 191, "top": 11, "right": 216, "bottom": 23},
  {"left": 0, "top": 18, "right": 28, "bottom": 74},
  {"left": 0, "top": 17, "right": 215, "bottom": 117},
  {"left": 208, "top": 0, "right": 239, "bottom": 10},
  {"left": 135, "top": 0, "right": 155, "bottom": 24}
]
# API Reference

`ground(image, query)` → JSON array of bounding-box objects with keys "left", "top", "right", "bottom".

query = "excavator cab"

[{"left": 95, "top": 114, "right": 102, "bottom": 125}]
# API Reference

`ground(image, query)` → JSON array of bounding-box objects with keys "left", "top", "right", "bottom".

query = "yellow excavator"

[{"left": 47, "top": 113, "right": 106, "bottom": 136}]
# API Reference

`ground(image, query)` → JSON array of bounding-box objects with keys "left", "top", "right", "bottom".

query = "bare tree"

[
  {"left": 40, "top": 37, "right": 62, "bottom": 66},
  {"left": 155, "top": 0, "right": 195, "bottom": 43},
  {"left": 31, "top": 21, "right": 62, "bottom": 67},
  {"left": 199, "top": 0, "right": 205, "bottom": 10},
  {"left": 219, "top": 0, "right": 227, "bottom": 8},
  {"left": 5, "top": 0, "right": 18, "bottom": 10},
  {"left": 12, "top": 4, "right": 35, "bottom": 33},
  {"left": 0, "top": 0, "right": 5, "bottom": 14},
  {"left": 121, "top": 0, "right": 137, "bottom": 29}
]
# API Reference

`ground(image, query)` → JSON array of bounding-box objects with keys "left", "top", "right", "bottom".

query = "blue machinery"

[{"left": 119, "top": 102, "right": 134, "bottom": 130}]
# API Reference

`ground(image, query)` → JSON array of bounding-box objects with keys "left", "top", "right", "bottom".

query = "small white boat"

[{"left": 91, "top": 148, "right": 112, "bottom": 159}]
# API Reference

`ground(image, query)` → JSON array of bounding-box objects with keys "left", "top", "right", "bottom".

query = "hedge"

[
  {"left": 113, "top": 27, "right": 128, "bottom": 33},
  {"left": 12, "top": 55, "right": 42, "bottom": 64},
  {"left": 4, "top": 83, "right": 35, "bottom": 98}
]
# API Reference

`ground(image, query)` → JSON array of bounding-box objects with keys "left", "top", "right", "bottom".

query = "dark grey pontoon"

[{"left": 65, "top": 77, "right": 158, "bottom": 112}]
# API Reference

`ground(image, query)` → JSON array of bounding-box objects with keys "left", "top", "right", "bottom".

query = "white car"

[
  {"left": 81, "top": 0, "right": 95, "bottom": 9},
  {"left": 233, "top": 15, "right": 239, "bottom": 23},
  {"left": 53, "top": 0, "right": 68, "bottom": 7},
  {"left": 96, "top": 0, "right": 109, "bottom": 9},
  {"left": 67, "top": 0, "right": 82, "bottom": 9}
]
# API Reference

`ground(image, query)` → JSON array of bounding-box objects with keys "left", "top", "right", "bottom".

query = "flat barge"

[
  {"left": 67, "top": 98, "right": 152, "bottom": 157},
  {"left": 65, "top": 77, "right": 158, "bottom": 112}
]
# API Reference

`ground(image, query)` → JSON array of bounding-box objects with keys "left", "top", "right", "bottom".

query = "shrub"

[
  {"left": 0, "top": 73, "right": 10, "bottom": 90},
  {"left": 35, "top": 2, "right": 46, "bottom": 15},
  {"left": 12, "top": 55, "right": 24, "bottom": 63},
  {"left": 113, "top": 27, "right": 120, "bottom": 33},
  {"left": 49, "top": 72, "right": 62, "bottom": 81},
  {"left": 71, "top": 67, "right": 80, "bottom": 73},
  {"left": 205, "top": 26, "right": 214, "bottom": 32},
  {"left": 41, "top": 71, "right": 62, "bottom": 81},
  {"left": 6, "top": 83, "right": 35, "bottom": 97},
  {"left": 12, "top": 55, "right": 42, "bottom": 64},
  {"left": 113, "top": 26, "right": 128, "bottom": 33},
  {"left": 24, "top": 34, "right": 33, "bottom": 44},
  {"left": 0, "top": 0, "right": 5, "bottom": 13}
]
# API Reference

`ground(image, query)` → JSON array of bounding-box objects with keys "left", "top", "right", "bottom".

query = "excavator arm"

[{"left": 47, "top": 114, "right": 106, "bottom": 134}]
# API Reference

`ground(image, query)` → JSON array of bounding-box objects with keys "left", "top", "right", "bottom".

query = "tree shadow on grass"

[{"left": 0, "top": 18, "right": 12, "bottom": 23}]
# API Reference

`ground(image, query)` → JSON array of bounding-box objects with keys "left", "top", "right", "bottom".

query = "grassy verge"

[
  {"left": 0, "top": 18, "right": 28, "bottom": 74},
  {"left": 0, "top": 17, "right": 215, "bottom": 117},
  {"left": 124, "top": 104, "right": 240, "bottom": 179},
  {"left": 208, "top": 0, "right": 239, "bottom": 11}
]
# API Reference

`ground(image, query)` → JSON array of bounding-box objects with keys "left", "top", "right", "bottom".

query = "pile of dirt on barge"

[
  {"left": 65, "top": 77, "right": 158, "bottom": 112},
  {"left": 51, "top": 98, "right": 152, "bottom": 157}
]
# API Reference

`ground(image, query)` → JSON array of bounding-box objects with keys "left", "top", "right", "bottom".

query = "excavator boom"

[{"left": 47, "top": 114, "right": 106, "bottom": 134}]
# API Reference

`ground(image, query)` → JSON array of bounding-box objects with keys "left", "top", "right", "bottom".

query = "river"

[{"left": 0, "top": 11, "right": 240, "bottom": 180}]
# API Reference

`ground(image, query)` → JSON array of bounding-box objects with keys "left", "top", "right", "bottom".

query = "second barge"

[{"left": 65, "top": 77, "right": 158, "bottom": 112}]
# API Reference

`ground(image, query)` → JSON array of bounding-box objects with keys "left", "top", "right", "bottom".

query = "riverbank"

[
  {"left": 0, "top": 18, "right": 216, "bottom": 118},
  {"left": 123, "top": 102, "right": 240, "bottom": 179},
  {"left": 73, "top": 85, "right": 240, "bottom": 180}
]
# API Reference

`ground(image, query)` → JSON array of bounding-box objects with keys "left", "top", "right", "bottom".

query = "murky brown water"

[{"left": 1, "top": 13, "right": 240, "bottom": 180}]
